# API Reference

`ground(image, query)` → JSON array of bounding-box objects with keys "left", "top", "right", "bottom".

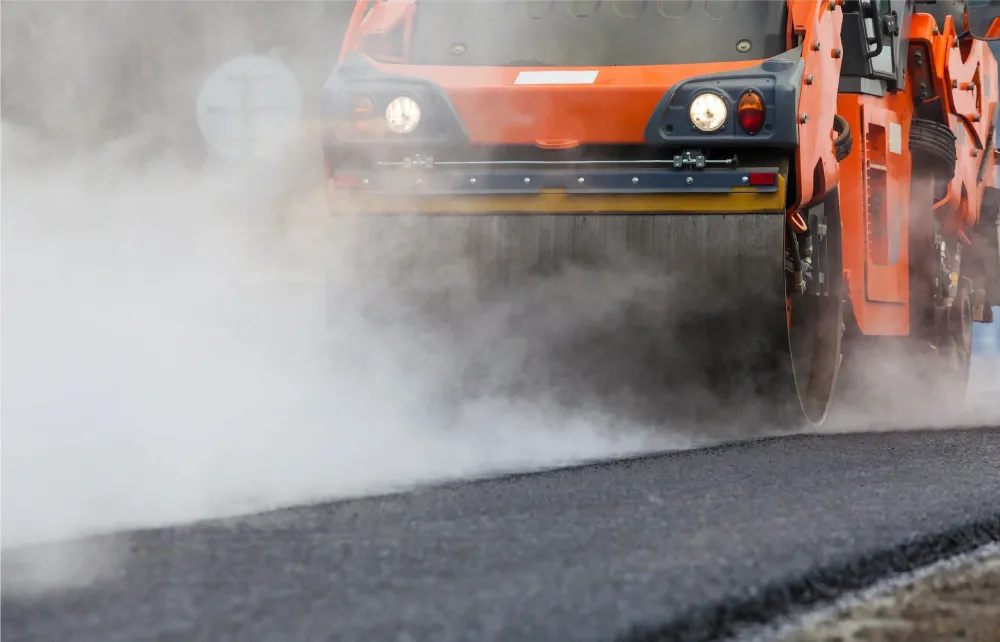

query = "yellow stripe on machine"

[{"left": 328, "top": 176, "right": 786, "bottom": 215}]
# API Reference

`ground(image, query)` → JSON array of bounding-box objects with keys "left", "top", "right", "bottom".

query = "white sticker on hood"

[{"left": 514, "top": 70, "right": 599, "bottom": 85}]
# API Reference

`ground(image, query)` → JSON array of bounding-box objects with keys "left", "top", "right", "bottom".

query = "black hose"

[{"left": 833, "top": 113, "right": 852, "bottom": 163}]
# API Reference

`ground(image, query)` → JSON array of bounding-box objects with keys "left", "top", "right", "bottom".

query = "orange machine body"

[
  {"left": 323, "top": 0, "right": 1000, "bottom": 342},
  {"left": 329, "top": 0, "right": 842, "bottom": 207}
]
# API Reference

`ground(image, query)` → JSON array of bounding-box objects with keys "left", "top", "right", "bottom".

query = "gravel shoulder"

[{"left": 768, "top": 546, "right": 1000, "bottom": 642}]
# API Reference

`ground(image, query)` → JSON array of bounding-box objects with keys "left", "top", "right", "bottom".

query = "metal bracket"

[
  {"left": 672, "top": 150, "right": 738, "bottom": 170},
  {"left": 401, "top": 154, "right": 435, "bottom": 170},
  {"left": 882, "top": 11, "right": 899, "bottom": 38}
]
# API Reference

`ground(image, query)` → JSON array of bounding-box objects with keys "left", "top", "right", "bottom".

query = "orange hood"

[{"left": 363, "top": 59, "right": 766, "bottom": 146}]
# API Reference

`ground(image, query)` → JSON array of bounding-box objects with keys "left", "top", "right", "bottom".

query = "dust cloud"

[
  {"left": 0, "top": 2, "right": 685, "bottom": 561},
  {"left": 0, "top": 119, "right": 691, "bottom": 553}
]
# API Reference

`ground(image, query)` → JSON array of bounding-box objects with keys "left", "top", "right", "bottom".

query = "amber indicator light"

[
  {"left": 737, "top": 90, "right": 765, "bottom": 135},
  {"left": 352, "top": 95, "right": 382, "bottom": 134}
]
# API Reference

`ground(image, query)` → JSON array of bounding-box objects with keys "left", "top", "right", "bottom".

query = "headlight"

[
  {"left": 689, "top": 93, "right": 728, "bottom": 133},
  {"left": 385, "top": 96, "right": 421, "bottom": 134}
]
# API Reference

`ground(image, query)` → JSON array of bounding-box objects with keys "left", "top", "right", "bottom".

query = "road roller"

[{"left": 320, "top": 0, "right": 1000, "bottom": 430}]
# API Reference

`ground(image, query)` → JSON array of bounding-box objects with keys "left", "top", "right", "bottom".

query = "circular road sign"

[{"left": 195, "top": 54, "right": 303, "bottom": 161}]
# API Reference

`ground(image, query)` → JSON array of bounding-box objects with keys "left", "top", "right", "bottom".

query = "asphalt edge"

[
  {"left": 747, "top": 541, "right": 1000, "bottom": 641},
  {"left": 7, "top": 426, "right": 995, "bottom": 556},
  {"left": 615, "top": 513, "right": 1000, "bottom": 642}
]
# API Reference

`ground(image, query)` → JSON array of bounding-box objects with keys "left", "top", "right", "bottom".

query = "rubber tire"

[{"left": 909, "top": 117, "right": 957, "bottom": 184}]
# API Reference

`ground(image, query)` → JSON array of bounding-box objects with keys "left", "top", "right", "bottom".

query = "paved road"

[{"left": 3, "top": 428, "right": 999, "bottom": 642}]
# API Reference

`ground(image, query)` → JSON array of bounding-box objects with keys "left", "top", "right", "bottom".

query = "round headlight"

[
  {"left": 385, "top": 96, "right": 421, "bottom": 134},
  {"left": 689, "top": 93, "right": 728, "bottom": 133}
]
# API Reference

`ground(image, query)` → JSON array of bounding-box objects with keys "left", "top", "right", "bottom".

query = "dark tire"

[
  {"left": 943, "top": 275, "right": 975, "bottom": 398},
  {"left": 788, "top": 187, "right": 846, "bottom": 426},
  {"left": 909, "top": 117, "right": 957, "bottom": 185}
]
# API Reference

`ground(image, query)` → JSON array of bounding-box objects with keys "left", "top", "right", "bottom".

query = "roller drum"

[{"left": 337, "top": 210, "right": 823, "bottom": 434}]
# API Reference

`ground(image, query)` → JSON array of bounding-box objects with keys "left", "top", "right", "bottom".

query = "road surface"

[{"left": 3, "top": 427, "right": 999, "bottom": 642}]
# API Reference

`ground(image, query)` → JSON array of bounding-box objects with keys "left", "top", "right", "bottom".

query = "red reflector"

[
  {"left": 332, "top": 174, "right": 361, "bottom": 188},
  {"left": 747, "top": 172, "right": 776, "bottom": 187}
]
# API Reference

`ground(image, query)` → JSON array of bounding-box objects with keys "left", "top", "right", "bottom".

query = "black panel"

[
  {"left": 320, "top": 53, "right": 470, "bottom": 148},
  {"left": 838, "top": 76, "right": 889, "bottom": 96},
  {"left": 839, "top": 12, "right": 876, "bottom": 77},
  {"left": 642, "top": 49, "right": 804, "bottom": 148}
]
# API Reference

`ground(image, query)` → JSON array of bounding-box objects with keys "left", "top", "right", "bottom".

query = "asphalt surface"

[{"left": 2, "top": 428, "right": 999, "bottom": 642}]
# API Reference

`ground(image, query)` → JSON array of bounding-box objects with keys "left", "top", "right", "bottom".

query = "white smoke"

[{"left": 0, "top": 117, "right": 690, "bottom": 554}]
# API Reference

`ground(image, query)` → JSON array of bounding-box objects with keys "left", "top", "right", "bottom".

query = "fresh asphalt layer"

[{"left": 2, "top": 427, "right": 999, "bottom": 642}]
